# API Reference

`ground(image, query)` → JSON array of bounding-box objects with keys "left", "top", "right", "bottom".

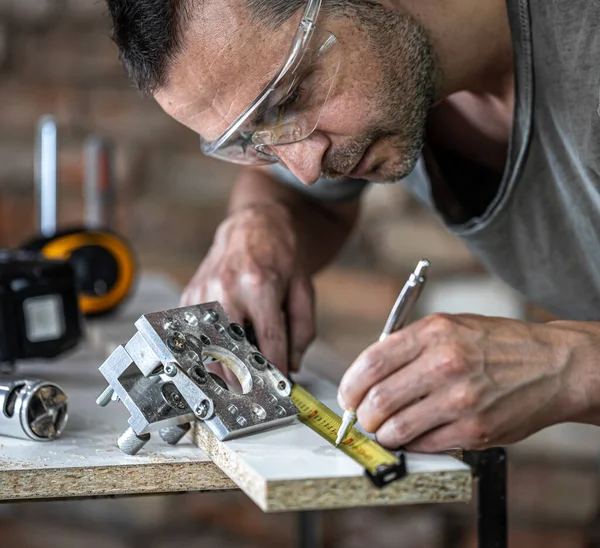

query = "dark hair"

[
  {"left": 106, "top": 0, "right": 197, "bottom": 95},
  {"left": 105, "top": 0, "right": 309, "bottom": 95}
]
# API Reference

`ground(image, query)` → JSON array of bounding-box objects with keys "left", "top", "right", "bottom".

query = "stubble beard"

[{"left": 320, "top": 2, "right": 439, "bottom": 183}]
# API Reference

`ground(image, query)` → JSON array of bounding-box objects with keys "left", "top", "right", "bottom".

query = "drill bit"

[{"left": 335, "top": 259, "right": 430, "bottom": 447}]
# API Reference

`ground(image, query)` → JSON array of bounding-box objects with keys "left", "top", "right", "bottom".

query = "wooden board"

[
  {"left": 194, "top": 371, "right": 472, "bottom": 512},
  {"left": 0, "top": 344, "right": 235, "bottom": 501},
  {"left": 0, "top": 271, "right": 472, "bottom": 511}
]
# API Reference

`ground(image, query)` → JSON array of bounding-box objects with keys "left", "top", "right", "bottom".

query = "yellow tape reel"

[{"left": 40, "top": 231, "right": 136, "bottom": 315}]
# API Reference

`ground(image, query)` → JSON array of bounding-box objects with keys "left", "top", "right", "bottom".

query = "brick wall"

[{"left": 0, "top": 0, "right": 239, "bottom": 263}]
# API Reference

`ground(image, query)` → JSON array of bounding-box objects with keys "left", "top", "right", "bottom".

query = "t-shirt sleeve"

[{"left": 267, "top": 164, "right": 370, "bottom": 203}]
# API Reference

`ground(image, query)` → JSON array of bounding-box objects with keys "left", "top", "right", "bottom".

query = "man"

[{"left": 105, "top": 0, "right": 600, "bottom": 452}]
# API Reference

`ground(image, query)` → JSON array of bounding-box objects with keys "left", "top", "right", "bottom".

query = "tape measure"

[
  {"left": 290, "top": 383, "right": 407, "bottom": 488},
  {"left": 21, "top": 228, "right": 137, "bottom": 317}
]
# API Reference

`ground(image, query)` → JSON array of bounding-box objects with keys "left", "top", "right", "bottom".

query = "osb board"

[{"left": 194, "top": 373, "right": 472, "bottom": 513}]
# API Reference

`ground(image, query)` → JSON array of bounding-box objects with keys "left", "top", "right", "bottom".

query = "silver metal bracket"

[{"left": 96, "top": 302, "right": 299, "bottom": 455}]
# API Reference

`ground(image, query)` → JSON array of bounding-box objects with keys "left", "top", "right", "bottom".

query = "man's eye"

[{"left": 281, "top": 86, "right": 305, "bottom": 108}]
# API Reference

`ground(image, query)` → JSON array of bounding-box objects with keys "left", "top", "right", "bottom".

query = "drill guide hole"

[
  {"left": 252, "top": 353, "right": 267, "bottom": 370},
  {"left": 227, "top": 323, "right": 245, "bottom": 340},
  {"left": 201, "top": 348, "right": 250, "bottom": 395}
]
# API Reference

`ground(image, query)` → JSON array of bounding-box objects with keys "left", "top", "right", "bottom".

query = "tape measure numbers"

[{"left": 290, "top": 383, "right": 407, "bottom": 488}]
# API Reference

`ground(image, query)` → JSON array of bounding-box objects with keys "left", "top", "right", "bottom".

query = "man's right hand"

[{"left": 180, "top": 202, "right": 315, "bottom": 375}]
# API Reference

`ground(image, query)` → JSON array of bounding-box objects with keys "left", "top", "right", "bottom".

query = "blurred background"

[{"left": 0, "top": 1, "right": 598, "bottom": 547}]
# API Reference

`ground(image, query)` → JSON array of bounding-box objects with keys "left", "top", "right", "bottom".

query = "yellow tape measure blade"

[{"left": 290, "top": 383, "right": 407, "bottom": 488}]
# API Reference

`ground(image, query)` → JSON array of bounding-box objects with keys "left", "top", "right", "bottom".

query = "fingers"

[
  {"left": 375, "top": 395, "right": 451, "bottom": 450},
  {"left": 338, "top": 328, "right": 422, "bottom": 412},
  {"left": 180, "top": 273, "right": 203, "bottom": 307},
  {"left": 355, "top": 356, "right": 436, "bottom": 433},
  {"left": 178, "top": 250, "right": 295, "bottom": 373},
  {"left": 205, "top": 361, "right": 243, "bottom": 394},
  {"left": 179, "top": 266, "right": 247, "bottom": 330},
  {"left": 239, "top": 273, "right": 288, "bottom": 372},
  {"left": 180, "top": 267, "right": 290, "bottom": 372},
  {"left": 249, "top": 299, "right": 288, "bottom": 372},
  {"left": 375, "top": 381, "right": 497, "bottom": 451},
  {"left": 403, "top": 424, "right": 461, "bottom": 453},
  {"left": 179, "top": 267, "right": 247, "bottom": 389},
  {"left": 286, "top": 274, "right": 316, "bottom": 372},
  {"left": 404, "top": 418, "right": 491, "bottom": 453}
]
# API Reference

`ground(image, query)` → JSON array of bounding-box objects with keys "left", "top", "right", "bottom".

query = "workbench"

[{"left": 0, "top": 273, "right": 507, "bottom": 547}]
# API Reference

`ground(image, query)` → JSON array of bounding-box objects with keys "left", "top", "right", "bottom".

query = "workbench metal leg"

[
  {"left": 585, "top": 450, "right": 600, "bottom": 548},
  {"left": 298, "top": 511, "right": 323, "bottom": 548},
  {"left": 464, "top": 448, "right": 508, "bottom": 548}
]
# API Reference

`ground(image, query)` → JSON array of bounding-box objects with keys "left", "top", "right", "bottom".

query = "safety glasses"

[{"left": 200, "top": 0, "right": 341, "bottom": 165}]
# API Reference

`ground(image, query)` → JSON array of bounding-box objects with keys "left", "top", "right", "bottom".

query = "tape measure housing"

[{"left": 21, "top": 227, "right": 136, "bottom": 316}]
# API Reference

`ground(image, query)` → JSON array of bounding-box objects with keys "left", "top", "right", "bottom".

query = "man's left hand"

[{"left": 337, "top": 313, "right": 597, "bottom": 452}]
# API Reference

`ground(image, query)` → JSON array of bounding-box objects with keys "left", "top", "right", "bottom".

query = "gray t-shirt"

[{"left": 270, "top": 0, "right": 600, "bottom": 321}]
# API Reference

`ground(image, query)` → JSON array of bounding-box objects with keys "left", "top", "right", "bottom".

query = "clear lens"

[{"left": 201, "top": 31, "right": 341, "bottom": 165}]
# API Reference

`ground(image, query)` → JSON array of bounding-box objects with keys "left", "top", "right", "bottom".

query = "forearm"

[
  {"left": 548, "top": 319, "right": 600, "bottom": 426},
  {"left": 228, "top": 167, "right": 361, "bottom": 275}
]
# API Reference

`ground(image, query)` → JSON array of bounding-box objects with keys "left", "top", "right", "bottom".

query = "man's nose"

[{"left": 272, "top": 133, "right": 330, "bottom": 185}]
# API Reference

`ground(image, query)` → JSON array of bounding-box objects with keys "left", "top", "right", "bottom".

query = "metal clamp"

[{"left": 96, "top": 302, "right": 299, "bottom": 455}]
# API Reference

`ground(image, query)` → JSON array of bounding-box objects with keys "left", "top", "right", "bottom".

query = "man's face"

[{"left": 154, "top": 0, "right": 437, "bottom": 185}]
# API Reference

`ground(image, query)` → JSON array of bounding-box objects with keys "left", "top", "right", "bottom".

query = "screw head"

[
  {"left": 190, "top": 365, "right": 208, "bottom": 384},
  {"left": 203, "top": 309, "right": 219, "bottom": 323},
  {"left": 194, "top": 400, "right": 211, "bottom": 419},
  {"left": 167, "top": 332, "right": 186, "bottom": 353},
  {"left": 163, "top": 317, "right": 181, "bottom": 330},
  {"left": 164, "top": 363, "right": 178, "bottom": 377},
  {"left": 183, "top": 311, "right": 199, "bottom": 327},
  {"left": 252, "top": 403, "right": 266, "bottom": 421},
  {"left": 161, "top": 382, "right": 187, "bottom": 410}
]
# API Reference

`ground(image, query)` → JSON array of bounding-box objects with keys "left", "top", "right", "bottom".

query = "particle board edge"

[
  {"left": 264, "top": 468, "right": 472, "bottom": 512},
  {"left": 0, "top": 461, "right": 236, "bottom": 501},
  {"left": 194, "top": 423, "right": 270, "bottom": 510},
  {"left": 193, "top": 423, "right": 473, "bottom": 513}
]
